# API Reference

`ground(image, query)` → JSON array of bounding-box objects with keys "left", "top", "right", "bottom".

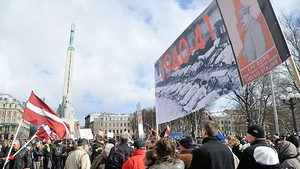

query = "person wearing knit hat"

[
  {"left": 178, "top": 137, "right": 194, "bottom": 169},
  {"left": 237, "top": 124, "right": 280, "bottom": 169}
]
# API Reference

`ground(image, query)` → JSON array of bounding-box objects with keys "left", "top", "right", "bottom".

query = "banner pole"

[
  {"left": 288, "top": 57, "right": 300, "bottom": 90},
  {"left": 3, "top": 118, "right": 24, "bottom": 169},
  {"left": 12, "top": 131, "right": 38, "bottom": 157}
]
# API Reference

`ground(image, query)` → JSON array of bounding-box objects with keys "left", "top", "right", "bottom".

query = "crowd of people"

[{"left": 0, "top": 120, "right": 299, "bottom": 169}]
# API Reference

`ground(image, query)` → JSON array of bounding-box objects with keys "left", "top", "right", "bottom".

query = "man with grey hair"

[
  {"left": 106, "top": 133, "right": 134, "bottom": 169},
  {"left": 65, "top": 138, "right": 91, "bottom": 169},
  {"left": 239, "top": 5, "right": 267, "bottom": 64},
  {"left": 9, "top": 139, "right": 32, "bottom": 169}
]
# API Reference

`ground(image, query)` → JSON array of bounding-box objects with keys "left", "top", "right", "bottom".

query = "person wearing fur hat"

[
  {"left": 91, "top": 143, "right": 114, "bottom": 169},
  {"left": 178, "top": 137, "right": 194, "bottom": 169},
  {"left": 237, "top": 124, "right": 280, "bottom": 169}
]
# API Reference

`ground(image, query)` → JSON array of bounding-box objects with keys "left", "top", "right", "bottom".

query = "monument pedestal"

[{"left": 62, "top": 118, "right": 80, "bottom": 139}]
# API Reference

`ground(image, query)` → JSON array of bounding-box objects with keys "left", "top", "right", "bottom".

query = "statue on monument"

[{"left": 68, "top": 23, "right": 75, "bottom": 50}]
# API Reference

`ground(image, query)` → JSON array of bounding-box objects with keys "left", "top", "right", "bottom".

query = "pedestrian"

[
  {"left": 9, "top": 139, "right": 32, "bottom": 169},
  {"left": 149, "top": 137, "right": 184, "bottom": 169},
  {"left": 52, "top": 140, "right": 63, "bottom": 169},
  {"left": 65, "top": 138, "right": 91, "bottom": 169},
  {"left": 122, "top": 139, "right": 147, "bottom": 169},
  {"left": 105, "top": 133, "right": 134, "bottom": 169},
  {"left": 146, "top": 138, "right": 157, "bottom": 150},
  {"left": 143, "top": 150, "right": 156, "bottom": 169},
  {"left": 33, "top": 142, "right": 43, "bottom": 169},
  {"left": 190, "top": 120, "right": 234, "bottom": 169},
  {"left": 228, "top": 138, "right": 242, "bottom": 160},
  {"left": 177, "top": 137, "right": 193, "bottom": 169},
  {"left": 276, "top": 140, "right": 300, "bottom": 169},
  {"left": 237, "top": 124, "right": 280, "bottom": 169},
  {"left": 91, "top": 143, "right": 114, "bottom": 169},
  {"left": 43, "top": 140, "right": 53, "bottom": 169}
]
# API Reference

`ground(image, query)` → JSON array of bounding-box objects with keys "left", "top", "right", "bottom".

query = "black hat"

[
  {"left": 179, "top": 137, "right": 193, "bottom": 149},
  {"left": 78, "top": 139, "right": 89, "bottom": 146},
  {"left": 133, "top": 139, "right": 145, "bottom": 149},
  {"left": 247, "top": 125, "right": 265, "bottom": 138}
]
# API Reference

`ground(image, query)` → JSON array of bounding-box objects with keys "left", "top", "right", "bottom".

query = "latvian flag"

[
  {"left": 146, "top": 123, "right": 157, "bottom": 136},
  {"left": 22, "top": 91, "right": 70, "bottom": 139},
  {"left": 160, "top": 122, "right": 170, "bottom": 138}
]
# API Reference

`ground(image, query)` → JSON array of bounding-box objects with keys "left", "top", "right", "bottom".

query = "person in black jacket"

[
  {"left": 190, "top": 120, "right": 234, "bottom": 169},
  {"left": 237, "top": 124, "right": 280, "bottom": 169},
  {"left": 9, "top": 139, "right": 32, "bottom": 169}
]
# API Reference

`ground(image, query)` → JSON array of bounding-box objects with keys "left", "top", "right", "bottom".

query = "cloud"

[{"left": 0, "top": 0, "right": 296, "bottom": 124}]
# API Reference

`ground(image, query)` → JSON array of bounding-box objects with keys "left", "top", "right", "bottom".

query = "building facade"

[
  {"left": 93, "top": 113, "right": 133, "bottom": 138},
  {"left": 0, "top": 94, "right": 30, "bottom": 139},
  {"left": 84, "top": 113, "right": 102, "bottom": 128}
]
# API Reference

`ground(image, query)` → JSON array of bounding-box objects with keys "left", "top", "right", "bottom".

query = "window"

[
  {"left": 221, "top": 121, "right": 223, "bottom": 124},
  {"left": 113, "top": 123, "right": 115, "bottom": 127},
  {"left": 124, "top": 123, "right": 126, "bottom": 126},
  {"left": 109, "top": 123, "right": 111, "bottom": 127},
  {"left": 113, "top": 130, "right": 115, "bottom": 133},
  {"left": 109, "top": 130, "right": 111, "bottom": 132},
  {"left": 120, "top": 123, "right": 122, "bottom": 127},
  {"left": 128, "top": 130, "right": 130, "bottom": 133},
  {"left": 15, "top": 105, "right": 17, "bottom": 108},
  {"left": 8, "top": 111, "right": 11, "bottom": 116},
  {"left": 229, "top": 121, "right": 231, "bottom": 124},
  {"left": 120, "top": 118, "right": 122, "bottom": 121},
  {"left": 225, "top": 121, "right": 227, "bottom": 124},
  {"left": 117, "top": 130, "right": 119, "bottom": 134},
  {"left": 105, "top": 123, "right": 107, "bottom": 127},
  {"left": 117, "top": 123, "right": 119, "bottom": 127},
  {"left": 120, "top": 130, "right": 122, "bottom": 133}
]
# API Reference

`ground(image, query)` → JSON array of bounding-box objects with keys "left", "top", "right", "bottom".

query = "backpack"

[
  {"left": 253, "top": 146, "right": 280, "bottom": 169},
  {"left": 105, "top": 146, "right": 131, "bottom": 169},
  {"left": 53, "top": 145, "right": 63, "bottom": 157}
]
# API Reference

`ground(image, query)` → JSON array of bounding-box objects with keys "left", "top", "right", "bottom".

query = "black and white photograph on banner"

[{"left": 154, "top": 1, "right": 241, "bottom": 124}]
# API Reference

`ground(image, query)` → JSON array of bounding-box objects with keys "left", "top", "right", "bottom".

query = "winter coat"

[
  {"left": 122, "top": 149, "right": 146, "bottom": 169},
  {"left": 149, "top": 157, "right": 184, "bottom": 169},
  {"left": 33, "top": 147, "right": 43, "bottom": 162},
  {"left": 237, "top": 139, "right": 279, "bottom": 169},
  {"left": 190, "top": 137, "right": 234, "bottom": 169},
  {"left": 9, "top": 148, "right": 32, "bottom": 169},
  {"left": 91, "top": 149, "right": 110, "bottom": 169},
  {"left": 232, "top": 145, "right": 242, "bottom": 160},
  {"left": 287, "top": 135, "right": 300, "bottom": 148},
  {"left": 65, "top": 147, "right": 91, "bottom": 169},
  {"left": 177, "top": 149, "right": 193, "bottom": 169},
  {"left": 277, "top": 141, "right": 300, "bottom": 169}
]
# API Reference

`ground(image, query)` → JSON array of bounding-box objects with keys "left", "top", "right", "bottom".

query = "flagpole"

[
  {"left": 12, "top": 131, "right": 38, "bottom": 157},
  {"left": 3, "top": 118, "right": 24, "bottom": 169}
]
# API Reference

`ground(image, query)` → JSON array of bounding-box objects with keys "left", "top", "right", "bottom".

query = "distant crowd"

[{"left": 0, "top": 120, "right": 299, "bottom": 169}]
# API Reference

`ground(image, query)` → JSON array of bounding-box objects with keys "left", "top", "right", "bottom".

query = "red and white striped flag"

[
  {"left": 146, "top": 123, "right": 157, "bottom": 136},
  {"left": 22, "top": 91, "right": 70, "bottom": 139},
  {"left": 37, "top": 124, "right": 57, "bottom": 142},
  {"left": 160, "top": 122, "right": 170, "bottom": 138}
]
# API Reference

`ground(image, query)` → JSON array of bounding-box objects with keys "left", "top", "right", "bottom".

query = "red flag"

[
  {"left": 146, "top": 123, "right": 157, "bottom": 136},
  {"left": 159, "top": 122, "right": 170, "bottom": 138},
  {"left": 23, "top": 91, "right": 70, "bottom": 139}
]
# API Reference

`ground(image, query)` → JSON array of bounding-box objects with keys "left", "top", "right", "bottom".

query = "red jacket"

[{"left": 122, "top": 149, "right": 146, "bottom": 169}]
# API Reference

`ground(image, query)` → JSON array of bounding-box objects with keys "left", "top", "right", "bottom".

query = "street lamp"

[{"left": 280, "top": 87, "right": 300, "bottom": 134}]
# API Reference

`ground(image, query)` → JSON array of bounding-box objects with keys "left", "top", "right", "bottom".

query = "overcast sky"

[{"left": 0, "top": 0, "right": 298, "bottom": 124}]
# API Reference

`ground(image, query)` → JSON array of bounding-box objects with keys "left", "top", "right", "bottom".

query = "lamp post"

[{"left": 280, "top": 87, "right": 300, "bottom": 134}]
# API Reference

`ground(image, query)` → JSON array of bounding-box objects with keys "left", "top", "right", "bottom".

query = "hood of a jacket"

[{"left": 277, "top": 141, "right": 299, "bottom": 162}]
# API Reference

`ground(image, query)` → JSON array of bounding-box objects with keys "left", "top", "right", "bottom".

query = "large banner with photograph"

[
  {"left": 154, "top": 1, "right": 241, "bottom": 124},
  {"left": 216, "top": 0, "right": 290, "bottom": 85},
  {"left": 155, "top": 0, "right": 290, "bottom": 124}
]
